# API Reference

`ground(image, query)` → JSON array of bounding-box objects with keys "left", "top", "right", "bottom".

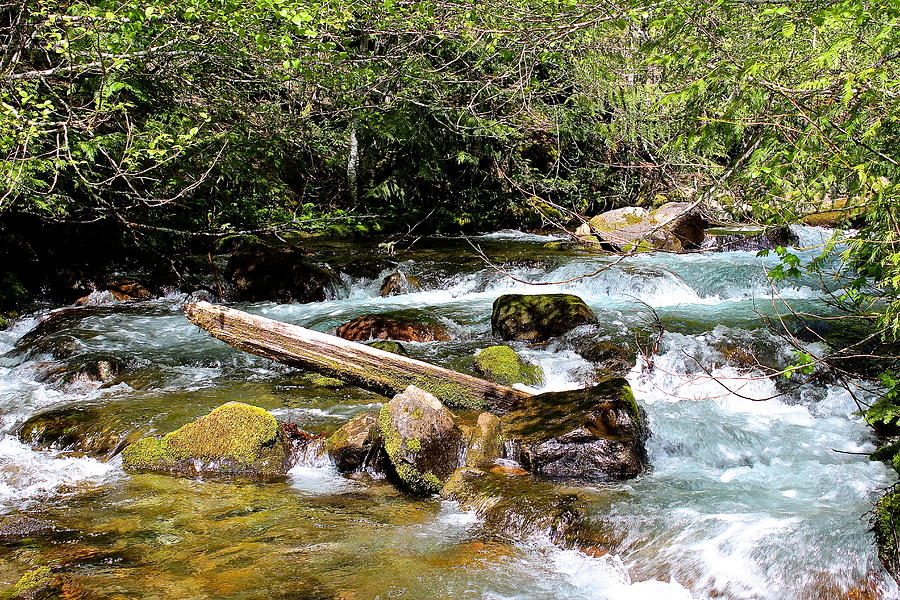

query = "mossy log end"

[{"left": 183, "top": 302, "right": 532, "bottom": 411}]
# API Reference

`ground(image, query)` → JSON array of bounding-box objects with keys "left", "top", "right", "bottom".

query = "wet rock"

[
  {"left": 464, "top": 413, "right": 504, "bottom": 467},
  {"left": 337, "top": 311, "right": 451, "bottom": 342},
  {"left": 226, "top": 249, "right": 342, "bottom": 303},
  {"left": 121, "top": 402, "right": 291, "bottom": 478},
  {"left": 491, "top": 294, "right": 596, "bottom": 342},
  {"left": 702, "top": 225, "right": 798, "bottom": 252},
  {"left": 502, "top": 377, "right": 648, "bottom": 482},
  {"left": 473, "top": 346, "right": 543, "bottom": 387},
  {"left": 588, "top": 202, "right": 707, "bottom": 252},
  {"left": 0, "top": 516, "right": 56, "bottom": 541},
  {"left": 366, "top": 340, "right": 409, "bottom": 356},
  {"left": 574, "top": 340, "right": 636, "bottom": 376},
  {"left": 378, "top": 386, "right": 463, "bottom": 494},
  {"left": 440, "top": 467, "right": 595, "bottom": 544},
  {"left": 18, "top": 406, "right": 142, "bottom": 459},
  {"left": 379, "top": 272, "right": 420, "bottom": 297},
  {"left": 325, "top": 412, "right": 385, "bottom": 473},
  {"left": 6, "top": 566, "right": 57, "bottom": 600}
]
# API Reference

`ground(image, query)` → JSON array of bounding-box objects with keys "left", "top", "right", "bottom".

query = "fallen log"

[{"left": 184, "top": 302, "right": 533, "bottom": 411}]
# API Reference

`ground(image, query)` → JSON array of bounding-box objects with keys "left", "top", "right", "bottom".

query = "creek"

[{"left": 0, "top": 226, "right": 896, "bottom": 599}]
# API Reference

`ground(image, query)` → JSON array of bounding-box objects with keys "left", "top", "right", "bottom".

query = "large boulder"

[
  {"left": 378, "top": 386, "right": 463, "bottom": 494},
  {"left": 121, "top": 403, "right": 291, "bottom": 478},
  {"left": 701, "top": 225, "right": 798, "bottom": 252},
  {"left": 588, "top": 202, "right": 707, "bottom": 252},
  {"left": 501, "top": 378, "right": 648, "bottom": 482},
  {"left": 325, "top": 412, "right": 385, "bottom": 473},
  {"left": 226, "top": 249, "right": 342, "bottom": 303},
  {"left": 337, "top": 311, "right": 451, "bottom": 342},
  {"left": 491, "top": 294, "right": 596, "bottom": 342},
  {"left": 473, "top": 346, "right": 543, "bottom": 387}
]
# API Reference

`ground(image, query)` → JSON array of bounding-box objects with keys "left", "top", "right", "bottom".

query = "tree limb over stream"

[{"left": 184, "top": 301, "right": 532, "bottom": 411}]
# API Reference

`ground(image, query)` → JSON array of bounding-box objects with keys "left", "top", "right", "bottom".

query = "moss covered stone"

[
  {"left": 874, "top": 486, "right": 900, "bottom": 577},
  {"left": 121, "top": 402, "right": 289, "bottom": 478},
  {"left": 325, "top": 411, "right": 383, "bottom": 472},
  {"left": 474, "top": 346, "right": 543, "bottom": 387},
  {"left": 378, "top": 386, "right": 463, "bottom": 495},
  {"left": 491, "top": 294, "right": 597, "bottom": 342}
]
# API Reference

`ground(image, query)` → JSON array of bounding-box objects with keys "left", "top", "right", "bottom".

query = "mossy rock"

[
  {"left": 325, "top": 412, "right": 385, "bottom": 473},
  {"left": 3, "top": 566, "right": 56, "bottom": 600},
  {"left": 378, "top": 386, "right": 463, "bottom": 495},
  {"left": 491, "top": 294, "right": 597, "bottom": 342},
  {"left": 587, "top": 203, "right": 706, "bottom": 252},
  {"left": 501, "top": 377, "right": 648, "bottom": 482},
  {"left": 366, "top": 340, "right": 409, "bottom": 356},
  {"left": 473, "top": 346, "right": 543, "bottom": 387},
  {"left": 874, "top": 486, "right": 900, "bottom": 578},
  {"left": 121, "top": 402, "right": 290, "bottom": 478}
]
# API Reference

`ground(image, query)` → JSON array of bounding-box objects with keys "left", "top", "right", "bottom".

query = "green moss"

[
  {"left": 0, "top": 315, "right": 8, "bottom": 330},
  {"left": 411, "top": 377, "right": 486, "bottom": 410},
  {"left": 121, "top": 403, "right": 287, "bottom": 477},
  {"left": 474, "top": 346, "right": 543, "bottom": 387},
  {"left": 6, "top": 566, "right": 53, "bottom": 599},
  {"left": 378, "top": 400, "right": 444, "bottom": 494},
  {"left": 405, "top": 437, "right": 421, "bottom": 452},
  {"left": 874, "top": 487, "right": 900, "bottom": 576},
  {"left": 620, "top": 384, "right": 642, "bottom": 432}
]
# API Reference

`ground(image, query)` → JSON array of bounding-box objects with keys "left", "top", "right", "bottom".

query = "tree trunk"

[{"left": 184, "top": 302, "right": 532, "bottom": 411}]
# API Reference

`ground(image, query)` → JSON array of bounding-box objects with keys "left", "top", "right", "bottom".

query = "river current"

[{"left": 0, "top": 226, "right": 896, "bottom": 599}]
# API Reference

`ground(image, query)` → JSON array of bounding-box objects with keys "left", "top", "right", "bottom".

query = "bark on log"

[{"left": 184, "top": 302, "right": 533, "bottom": 411}]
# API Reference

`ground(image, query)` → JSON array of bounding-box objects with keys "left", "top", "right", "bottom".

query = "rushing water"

[{"left": 0, "top": 226, "right": 896, "bottom": 599}]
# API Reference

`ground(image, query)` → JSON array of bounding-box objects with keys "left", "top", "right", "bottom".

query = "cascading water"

[{"left": 0, "top": 227, "right": 895, "bottom": 599}]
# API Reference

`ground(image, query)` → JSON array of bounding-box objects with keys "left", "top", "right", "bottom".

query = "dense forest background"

[{"left": 0, "top": 0, "right": 897, "bottom": 325}]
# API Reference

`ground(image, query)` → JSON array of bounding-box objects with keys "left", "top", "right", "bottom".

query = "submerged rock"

[
  {"left": 491, "top": 294, "right": 596, "bottom": 342},
  {"left": 5, "top": 566, "right": 57, "bottom": 600},
  {"left": 0, "top": 516, "right": 57, "bottom": 541},
  {"left": 19, "top": 405, "right": 143, "bottom": 459},
  {"left": 325, "top": 412, "right": 385, "bottom": 473},
  {"left": 440, "top": 467, "right": 609, "bottom": 546},
  {"left": 121, "top": 403, "right": 291, "bottom": 478},
  {"left": 226, "top": 249, "right": 342, "bottom": 303},
  {"left": 702, "top": 225, "right": 798, "bottom": 252},
  {"left": 588, "top": 202, "right": 706, "bottom": 252},
  {"left": 502, "top": 378, "right": 648, "bottom": 482},
  {"left": 337, "top": 311, "right": 451, "bottom": 342},
  {"left": 378, "top": 386, "right": 463, "bottom": 494},
  {"left": 473, "top": 346, "right": 543, "bottom": 387}
]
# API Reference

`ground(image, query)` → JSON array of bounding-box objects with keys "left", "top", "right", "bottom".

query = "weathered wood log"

[{"left": 184, "top": 302, "right": 533, "bottom": 411}]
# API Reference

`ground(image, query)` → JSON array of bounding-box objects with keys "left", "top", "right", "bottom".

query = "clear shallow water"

[{"left": 0, "top": 227, "right": 896, "bottom": 599}]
